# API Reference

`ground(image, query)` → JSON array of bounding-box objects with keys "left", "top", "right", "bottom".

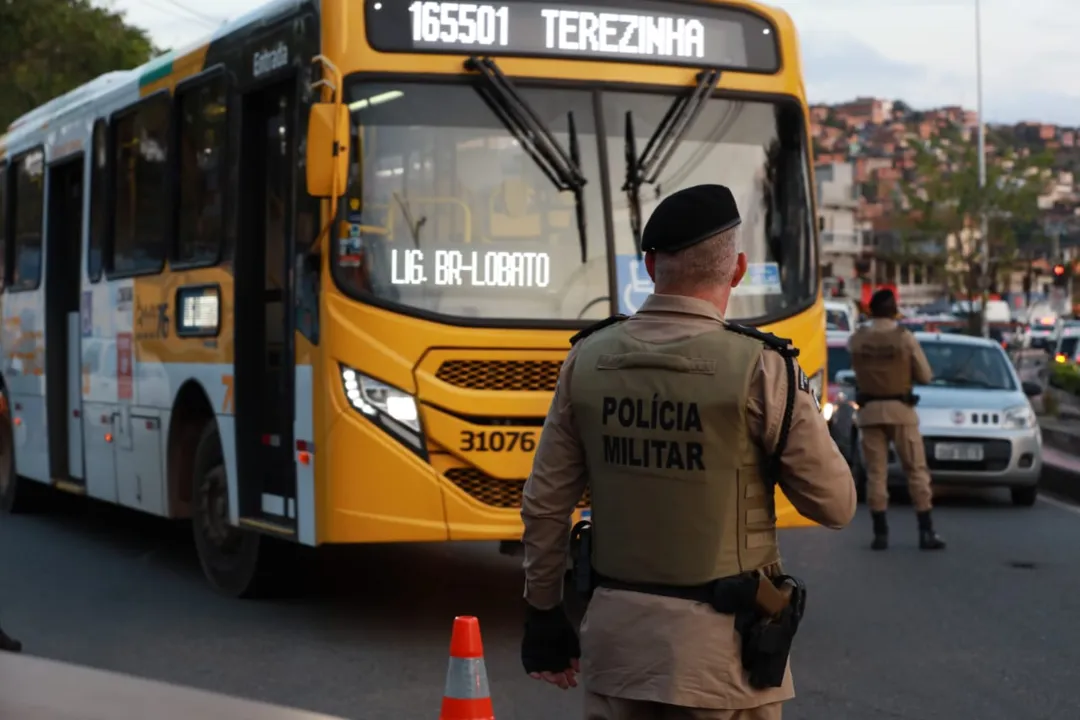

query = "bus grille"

[
  {"left": 444, "top": 468, "right": 591, "bottom": 508},
  {"left": 435, "top": 360, "right": 561, "bottom": 392}
]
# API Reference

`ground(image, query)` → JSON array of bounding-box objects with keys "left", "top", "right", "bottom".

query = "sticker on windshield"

[
  {"left": 733, "top": 262, "right": 782, "bottom": 296},
  {"left": 616, "top": 254, "right": 654, "bottom": 314}
]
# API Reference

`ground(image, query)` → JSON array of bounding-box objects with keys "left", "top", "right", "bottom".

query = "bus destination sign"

[{"left": 364, "top": 0, "right": 780, "bottom": 72}]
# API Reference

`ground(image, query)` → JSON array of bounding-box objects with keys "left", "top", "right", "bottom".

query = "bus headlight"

[{"left": 340, "top": 365, "right": 425, "bottom": 454}]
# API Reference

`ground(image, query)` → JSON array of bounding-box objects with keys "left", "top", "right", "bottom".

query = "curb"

[
  {"left": 1036, "top": 424, "right": 1080, "bottom": 504},
  {"left": 1041, "top": 425, "right": 1077, "bottom": 454},
  {"left": 1040, "top": 462, "right": 1080, "bottom": 505}
]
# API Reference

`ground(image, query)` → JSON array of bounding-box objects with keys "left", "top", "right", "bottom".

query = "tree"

[
  {"left": 896, "top": 135, "right": 1053, "bottom": 332},
  {"left": 0, "top": 0, "right": 157, "bottom": 129}
]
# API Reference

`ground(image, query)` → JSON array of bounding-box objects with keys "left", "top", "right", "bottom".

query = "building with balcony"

[{"left": 816, "top": 162, "right": 869, "bottom": 286}]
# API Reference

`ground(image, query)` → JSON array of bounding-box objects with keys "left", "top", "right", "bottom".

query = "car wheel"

[{"left": 1010, "top": 485, "right": 1038, "bottom": 507}]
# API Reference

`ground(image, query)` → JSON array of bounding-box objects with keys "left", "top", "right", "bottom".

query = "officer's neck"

[{"left": 654, "top": 286, "right": 732, "bottom": 317}]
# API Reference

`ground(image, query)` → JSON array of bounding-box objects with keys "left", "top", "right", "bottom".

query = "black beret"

[
  {"left": 869, "top": 288, "right": 896, "bottom": 314},
  {"left": 641, "top": 184, "right": 742, "bottom": 254}
]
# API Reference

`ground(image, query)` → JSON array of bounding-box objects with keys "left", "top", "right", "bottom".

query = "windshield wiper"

[
  {"left": 623, "top": 69, "right": 722, "bottom": 257},
  {"left": 464, "top": 56, "right": 589, "bottom": 262}
]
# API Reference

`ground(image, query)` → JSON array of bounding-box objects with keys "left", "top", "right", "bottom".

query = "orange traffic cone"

[{"left": 439, "top": 616, "right": 495, "bottom": 720}]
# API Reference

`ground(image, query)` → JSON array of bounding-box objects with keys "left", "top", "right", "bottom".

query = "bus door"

[
  {"left": 234, "top": 78, "right": 297, "bottom": 533},
  {"left": 43, "top": 154, "right": 85, "bottom": 487}
]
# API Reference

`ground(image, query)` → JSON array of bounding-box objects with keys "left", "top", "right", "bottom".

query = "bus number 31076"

[{"left": 459, "top": 430, "right": 537, "bottom": 453}]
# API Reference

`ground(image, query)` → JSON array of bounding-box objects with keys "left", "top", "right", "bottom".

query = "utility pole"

[{"left": 975, "top": 0, "right": 990, "bottom": 337}]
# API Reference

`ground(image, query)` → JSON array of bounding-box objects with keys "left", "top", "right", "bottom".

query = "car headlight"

[
  {"left": 823, "top": 402, "right": 835, "bottom": 422},
  {"left": 807, "top": 370, "right": 825, "bottom": 409},
  {"left": 340, "top": 365, "right": 425, "bottom": 454},
  {"left": 1002, "top": 404, "right": 1036, "bottom": 430}
]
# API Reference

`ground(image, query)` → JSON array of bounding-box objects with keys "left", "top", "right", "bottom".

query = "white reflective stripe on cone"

[{"left": 444, "top": 657, "right": 490, "bottom": 699}]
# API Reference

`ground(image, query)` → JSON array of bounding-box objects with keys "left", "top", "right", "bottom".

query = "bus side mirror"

[{"left": 306, "top": 103, "right": 350, "bottom": 198}]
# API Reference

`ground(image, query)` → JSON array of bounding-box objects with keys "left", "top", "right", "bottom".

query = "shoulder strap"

[
  {"left": 569, "top": 314, "right": 629, "bottom": 346},
  {"left": 724, "top": 322, "right": 800, "bottom": 359},
  {"left": 725, "top": 322, "right": 798, "bottom": 491}
]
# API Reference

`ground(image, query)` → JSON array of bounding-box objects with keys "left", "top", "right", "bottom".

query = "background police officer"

[
  {"left": 520, "top": 185, "right": 856, "bottom": 720},
  {"left": 849, "top": 288, "right": 945, "bottom": 551}
]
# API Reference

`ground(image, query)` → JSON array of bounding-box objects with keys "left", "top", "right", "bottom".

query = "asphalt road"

[{"left": 2, "top": 486, "right": 1080, "bottom": 720}]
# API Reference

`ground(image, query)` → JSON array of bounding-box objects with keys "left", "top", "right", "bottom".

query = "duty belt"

[
  {"left": 856, "top": 391, "right": 919, "bottom": 407},
  {"left": 594, "top": 572, "right": 793, "bottom": 619},
  {"left": 593, "top": 572, "right": 807, "bottom": 690}
]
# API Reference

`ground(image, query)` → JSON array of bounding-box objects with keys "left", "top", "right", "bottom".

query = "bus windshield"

[
  {"left": 603, "top": 93, "right": 815, "bottom": 322},
  {"left": 339, "top": 81, "right": 610, "bottom": 322},
  {"left": 336, "top": 82, "right": 815, "bottom": 324}
]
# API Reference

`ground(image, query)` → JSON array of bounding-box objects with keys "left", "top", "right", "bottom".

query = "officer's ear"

[
  {"left": 643, "top": 250, "right": 657, "bottom": 281},
  {"left": 730, "top": 252, "right": 748, "bottom": 288}
]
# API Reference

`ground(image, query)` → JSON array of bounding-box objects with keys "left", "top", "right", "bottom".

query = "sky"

[{"left": 100, "top": 0, "right": 1079, "bottom": 125}]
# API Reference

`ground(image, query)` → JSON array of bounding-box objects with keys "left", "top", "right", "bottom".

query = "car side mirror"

[
  {"left": 1021, "top": 380, "right": 1042, "bottom": 398},
  {"left": 835, "top": 369, "right": 856, "bottom": 386}
]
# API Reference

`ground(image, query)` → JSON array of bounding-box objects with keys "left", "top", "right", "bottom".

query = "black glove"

[{"left": 521, "top": 603, "right": 580, "bottom": 674}]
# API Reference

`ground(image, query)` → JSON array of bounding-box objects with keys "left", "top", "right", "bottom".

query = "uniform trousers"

[
  {"left": 585, "top": 692, "right": 784, "bottom": 720},
  {"left": 860, "top": 422, "right": 933, "bottom": 512}
]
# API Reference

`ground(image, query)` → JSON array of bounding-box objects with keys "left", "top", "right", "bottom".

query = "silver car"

[{"left": 836, "top": 332, "right": 1044, "bottom": 507}]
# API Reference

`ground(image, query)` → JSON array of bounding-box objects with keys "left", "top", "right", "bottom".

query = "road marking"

[{"left": 1038, "top": 494, "right": 1080, "bottom": 516}]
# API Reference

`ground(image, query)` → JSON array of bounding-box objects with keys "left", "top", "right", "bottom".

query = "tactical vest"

[
  {"left": 850, "top": 326, "right": 912, "bottom": 397},
  {"left": 569, "top": 322, "right": 780, "bottom": 587}
]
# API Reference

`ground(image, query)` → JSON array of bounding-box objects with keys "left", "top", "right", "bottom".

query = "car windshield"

[
  {"left": 827, "top": 345, "right": 851, "bottom": 382},
  {"left": 826, "top": 309, "right": 850, "bottom": 331},
  {"left": 338, "top": 81, "right": 609, "bottom": 322},
  {"left": 1059, "top": 337, "right": 1079, "bottom": 358},
  {"left": 602, "top": 93, "right": 815, "bottom": 322},
  {"left": 920, "top": 341, "right": 1016, "bottom": 391}
]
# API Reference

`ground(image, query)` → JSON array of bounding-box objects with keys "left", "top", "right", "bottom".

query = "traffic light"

[{"left": 1054, "top": 264, "right": 1068, "bottom": 287}]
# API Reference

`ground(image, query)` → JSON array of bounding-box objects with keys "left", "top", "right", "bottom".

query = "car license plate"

[{"left": 934, "top": 443, "right": 984, "bottom": 462}]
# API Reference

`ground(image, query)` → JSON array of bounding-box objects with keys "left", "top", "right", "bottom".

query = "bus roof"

[{"left": 3, "top": 0, "right": 307, "bottom": 149}]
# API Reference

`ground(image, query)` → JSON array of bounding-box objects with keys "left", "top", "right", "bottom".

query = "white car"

[{"left": 837, "top": 332, "right": 1044, "bottom": 507}]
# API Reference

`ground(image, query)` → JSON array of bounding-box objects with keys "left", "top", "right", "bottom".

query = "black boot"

[
  {"left": 917, "top": 511, "right": 946, "bottom": 550},
  {"left": 0, "top": 626, "right": 21, "bottom": 653},
  {"left": 871, "top": 511, "right": 888, "bottom": 550}
]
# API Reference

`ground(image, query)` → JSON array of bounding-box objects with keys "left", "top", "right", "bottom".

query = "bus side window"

[
  {"left": 88, "top": 120, "right": 108, "bottom": 283},
  {"left": 175, "top": 75, "right": 227, "bottom": 267},
  {"left": 11, "top": 150, "right": 44, "bottom": 291},
  {"left": 110, "top": 95, "right": 170, "bottom": 276},
  {"left": 0, "top": 161, "right": 7, "bottom": 290}
]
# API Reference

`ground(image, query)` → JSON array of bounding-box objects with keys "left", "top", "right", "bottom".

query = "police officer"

[
  {"left": 0, "top": 623, "right": 21, "bottom": 653},
  {"left": 520, "top": 185, "right": 856, "bottom": 720},
  {"left": 849, "top": 288, "right": 945, "bottom": 551}
]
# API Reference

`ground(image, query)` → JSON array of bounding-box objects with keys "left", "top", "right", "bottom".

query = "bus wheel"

[
  {"left": 0, "top": 391, "right": 34, "bottom": 515},
  {"left": 191, "top": 424, "right": 263, "bottom": 598}
]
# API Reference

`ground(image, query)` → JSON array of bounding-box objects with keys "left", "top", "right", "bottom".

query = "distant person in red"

[{"left": 0, "top": 623, "right": 21, "bottom": 652}]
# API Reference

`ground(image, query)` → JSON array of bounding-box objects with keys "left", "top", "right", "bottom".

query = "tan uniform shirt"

[
  {"left": 848, "top": 319, "right": 933, "bottom": 427},
  {"left": 521, "top": 294, "right": 857, "bottom": 710}
]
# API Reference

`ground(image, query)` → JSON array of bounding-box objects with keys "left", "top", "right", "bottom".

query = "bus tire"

[
  {"left": 0, "top": 389, "right": 36, "bottom": 515},
  {"left": 191, "top": 422, "right": 265, "bottom": 598}
]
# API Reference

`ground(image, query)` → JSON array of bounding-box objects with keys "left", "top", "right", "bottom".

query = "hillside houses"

[{"left": 812, "top": 96, "right": 1080, "bottom": 304}]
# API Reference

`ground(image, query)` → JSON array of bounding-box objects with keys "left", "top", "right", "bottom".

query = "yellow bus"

[{"left": 0, "top": 0, "right": 826, "bottom": 596}]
